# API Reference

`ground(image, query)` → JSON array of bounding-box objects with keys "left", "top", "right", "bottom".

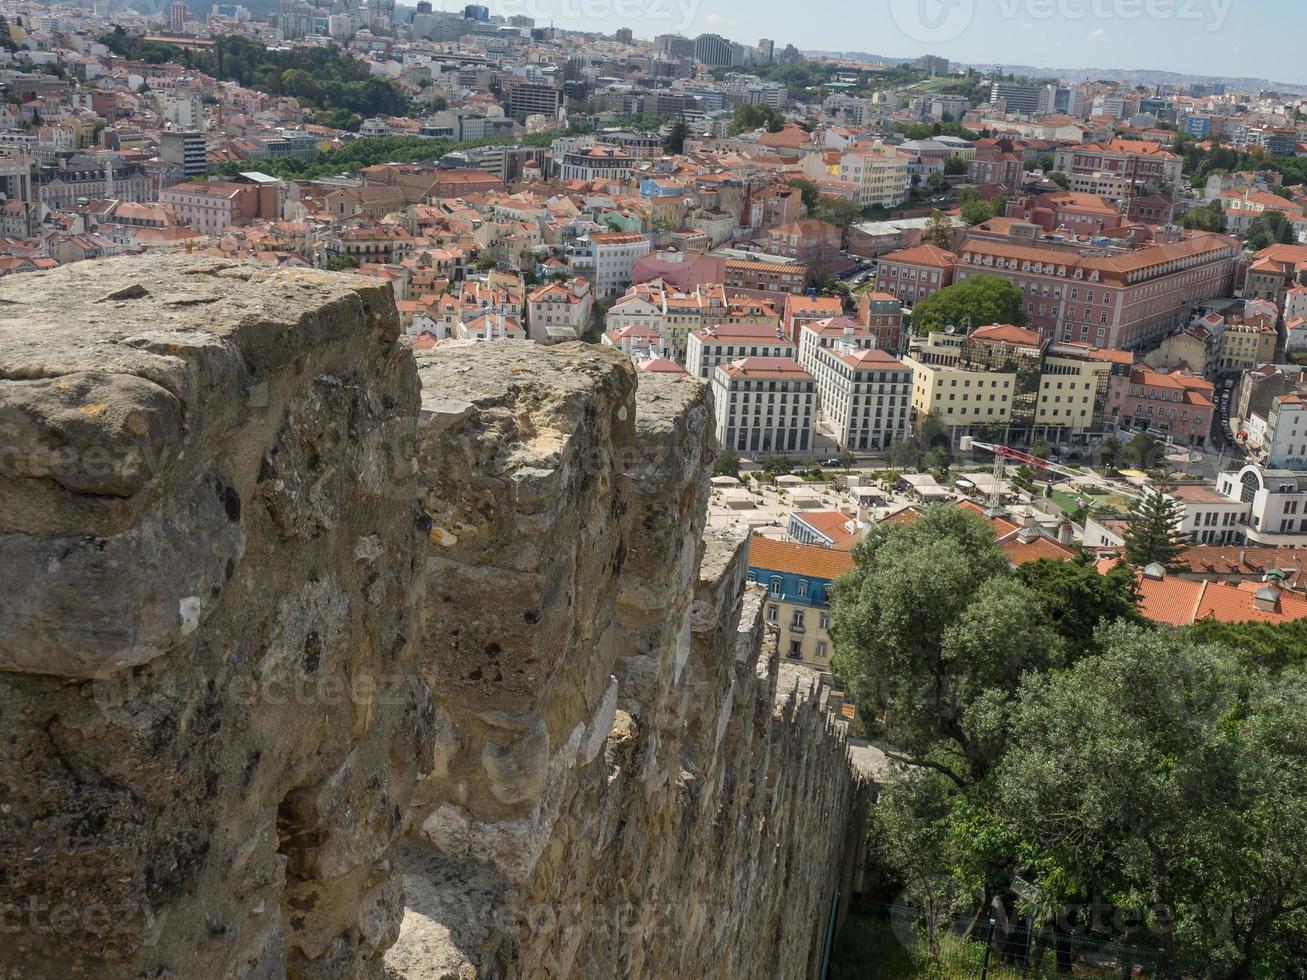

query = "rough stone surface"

[
  {"left": 1, "top": 264, "right": 868, "bottom": 980},
  {"left": 0, "top": 257, "right": 431, "bottom": 979},
  {"left": 393, "top": 341, "right": 870, "bottom": 980}
]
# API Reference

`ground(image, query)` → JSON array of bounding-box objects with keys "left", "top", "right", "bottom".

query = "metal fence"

[{"left": 885, "top": 905, "right": 1164, "bottom": 979}]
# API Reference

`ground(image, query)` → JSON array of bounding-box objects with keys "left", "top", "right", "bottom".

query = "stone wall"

[{"left": 0, "top": 257, "right": 868, "bottom": 980}]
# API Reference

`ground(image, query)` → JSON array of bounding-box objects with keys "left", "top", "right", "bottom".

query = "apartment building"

[
  {"left": 766, "top": 218, "right": 842, "bottom": 275},
  {"left": 526, "top": 277, "right": 593, "bottom": 343},
  {"left": 686, "top": 322, "right": 795, "bottom": 379},
  {"left": 1217, "top": 316, "right": 1277, "bottom": 374},
  {"left": 560, "top": 145, "right": 637, "bottom": 183},
  {"left": 810, "top": 344, "right": 912, "bottom": 452},
  {"left": 723, "top": 258, "right": 808, "bottom": 295},
  {"left": 711, "top": 357, "right": 815, "bottom": 454},
  {"left": 606, "top": 279, "right": 733, "bottom": 360},
  {"left": 1244, "top": 243, "right": 1307, "bottom": 306},
  {"left": 587, "top": 231, "right": 651, "bottom": 298},
  {"left": 1216, "top": 464, "right": 1307, "bottom": 544},
  {"left": 874, "top": 244, "right": 957, "bottom": 306},
  {"left": 747, "top": 536, "right": 852, "bottom": 668},
  {"left": 1119, "top": 366, "right": 1215, "bottom": 446},
  {"left": 902, "top": 354, "right": 1016, "bottom": 428},
  {"left": 1052, "top": 138, "right": 1183, "bottom": 190},
  {"left": 1259, "top": 394, "right": 1307, "bottom": 470},
  {"left": 951, "top": 234, "right": 1240, "bottom": 350},
  {"left": 782, "top": 293, "right": 845, "bottom": 343},
  {"left": 1039, "top": 342, "right": 1134, "bottom": 434},
  {"left": 838, "top": 144, "right": 910, "bottom": 208},
  {"left": 797, "top": 317, "right": 879, "bottom": 375},
  {"left": 856, "top": 291, "right": 906, "bottom": 353}
]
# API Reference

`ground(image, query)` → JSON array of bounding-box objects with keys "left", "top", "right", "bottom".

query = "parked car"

[{"left": 822, "top": 458, "right": 844, "bottom": 468}]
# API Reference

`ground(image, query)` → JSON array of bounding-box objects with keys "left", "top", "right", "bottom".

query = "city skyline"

[{"left": 443, "top": 0, "right": 1304, "bottom": 87}]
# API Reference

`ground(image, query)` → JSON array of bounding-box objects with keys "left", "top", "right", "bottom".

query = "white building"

[
  {"left": 586, "top": 231, "right": 651, "bottom": 299},
  {"left": 1146, "top": 484, "right": 1249, "bottom": 546},
  {"left": 603, "top": 324, "right": 669, "bottom": 361},
  {"left": 686, "top": 322, "right": 794, "bottom": 379},
  {"left": 797, "top": 317, "right": 879, "bottom": 376},
  {"left": 1217, "top": 465, "right": 1307, "bottom": 544},
  {"left": 1262, "top": 394, "right": 1307, "bottom": 470},
  {"left": 810, "top": 344, "right": 912, "bottom": 452},
  {"left": 711, "top": 357, "right": 815, "bottom": 455}
]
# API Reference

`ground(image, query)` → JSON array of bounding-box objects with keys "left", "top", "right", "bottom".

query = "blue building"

[{"left": 746, "top": 536, "right": 853, "bottom": 667}]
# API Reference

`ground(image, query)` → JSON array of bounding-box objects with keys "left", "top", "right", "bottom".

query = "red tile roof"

[{"left": 748, "top": 535, "right": 856, "bottom": 580}]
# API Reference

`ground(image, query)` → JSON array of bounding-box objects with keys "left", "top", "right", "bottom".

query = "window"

[
  {"left": 791, "top": 610, "right": 806, "bottom": 630},
  {"left": 767, "top": 604, "right": 778, "bottom": 623},
  {"left": 815, "top": 641, "right": 829, "bottom": 659},
  {"left": 769, "top": 576, "right": 782, "bottom": 597},
  {"left": 796, "top": 580, "right": 808, "bottom": 598}
]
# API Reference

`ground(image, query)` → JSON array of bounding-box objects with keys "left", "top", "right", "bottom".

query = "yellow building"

[
  {"left": 903, "top": 354, "right": 1016, "bottom": 427},
  {"left": 1218, "top": 319, "right": 1277, "bottom": 373},
  {"left": 747, "top": 536, "right": 854, "bottom": 669},
  {"left": 1035, "top": 345, "right": 1129, "bottom": 430}
]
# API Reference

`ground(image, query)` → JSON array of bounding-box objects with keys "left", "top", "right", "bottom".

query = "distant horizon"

[{"left": 404, "top": 0, "right": 1305, "bottom": 88}]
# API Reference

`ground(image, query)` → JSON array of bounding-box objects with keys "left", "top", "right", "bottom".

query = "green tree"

[
  {"left": 922, "top": 209, "right": 954, "bottom": 249},
  {"left": 996, "top": 625, "right": 1307, "bottom": 976},
  {"left": 1188, "top": 617, "right": 1307, "bottom": 672},
  {"left": 325, "top": 254, "right": 359, "bottom": 271},
  {"left": 1046, "top": 171, "right": 1070, "bottom": 189},
  {"left": 1124, "top": 431, "right": 1161, "bottom": 470},
  {"left": 888, "top": 440, "right": 921, "bottom": 469},
  {"left": 813, "top": 194, "right": 861, "bottom": 228},
  {"left": 1035, "top": 153, "right": 1055, "bottom": 171},
  {"left": 831, "top": 507, "right": 1058, "bottom": 784},
  {"left": 1016, "top": 555, "right": 1142, "bottom": 654},
  {"left": 663, "top": 119, "right": 689, "bottom": 155},
  {"left": 943, "top": 155, "right": 968, "bottom": 176},
  {"left": 712, "top": 448, "right": 740, "bottom": 479},
  {"left": 1097, "top": 433, "right": 1122, "bottom": 471},
  {"left": 1180, "top": 202, "right": 1227, "bottom": 232},
  {"left": 788, "top": 177, "right": 820, "bottom": 213},
  {"left": 911, "top": 276, "right": 1027, "bottom": 335},
  {"left": 1246, "top": 211, "right": 1295, "bottom": 250},
  {"left": 728, "top": 102, "right": 784, "bottom": 135},
  {"left": 1123, "top": 477, "right": 1186, "bottom": 568}
]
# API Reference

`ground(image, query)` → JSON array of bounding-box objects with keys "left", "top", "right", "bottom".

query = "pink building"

[
  {"left": 874, "top": 244, "right": 957, "bottom": 306},
  {"left": 630, "top": 250, "right": 726, "bottom": 290},
  {"left": 1119, "top": 366, "right": 1215, "bottom": 446}
]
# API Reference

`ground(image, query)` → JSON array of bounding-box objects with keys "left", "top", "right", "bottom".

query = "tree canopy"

[
  {"left": 832, "top": 506, "right": 1307, "bottom": 976},
  {"left": 910, "top": 276, "right": 1027, "bottom": 334}
]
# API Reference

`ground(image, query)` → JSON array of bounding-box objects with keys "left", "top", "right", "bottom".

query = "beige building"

[
  {"left": 526, "top": 277, "right": 593, "bottom": 344},
  {"left": 839, "top": 144, "right": 911, "bottom": 208},
  {"left": 1218, "top": 319, "right": 1277, "bottom": 374},
  {"left": 1035, "top": 344, "right": 1128, "bottom": 431},
  {"left": 747, "top": 536, "right": 852, "bottom": 668},
  {"left": 904, "top": 355, "right": 1016, "bottom": 427}
]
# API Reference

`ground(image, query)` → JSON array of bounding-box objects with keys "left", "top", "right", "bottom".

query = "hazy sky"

[{"left": 471, "top": 0, "right": 1302, "bottom": 84}]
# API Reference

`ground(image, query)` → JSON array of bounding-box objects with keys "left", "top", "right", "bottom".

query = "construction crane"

[{"left": 959, "top": 437, "right": 1147, "bottom": 511}]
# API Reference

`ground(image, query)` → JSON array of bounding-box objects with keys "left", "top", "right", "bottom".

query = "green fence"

[{"left": 829, "top": 906, "right": 1164, "bottom": 979}]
